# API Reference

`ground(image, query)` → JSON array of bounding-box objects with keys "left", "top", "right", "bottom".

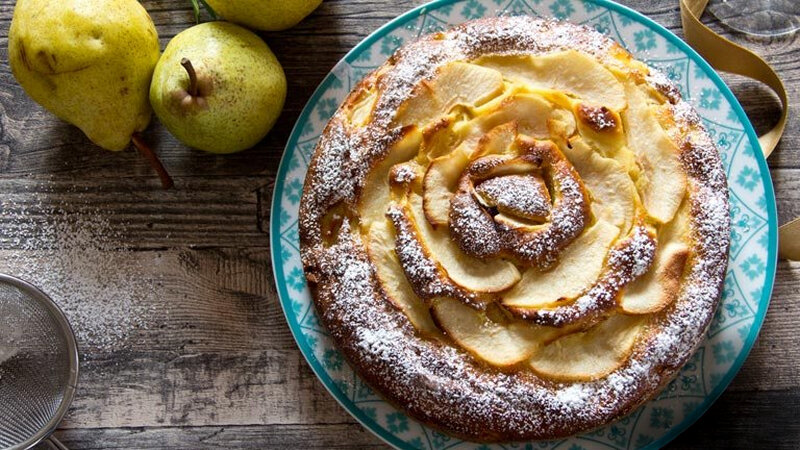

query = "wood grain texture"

[
  {"left": 34, "top": 389, "right": 797, "bottom": 449},
  {"left": 45, "top": 424, "right": 384, "bottom": 449},
  {"left": 0, "top": 0, "right": 797, "bottom": 448}
]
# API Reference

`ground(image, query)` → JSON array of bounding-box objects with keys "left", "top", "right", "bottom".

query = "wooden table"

[{"left": 0, "top": 0, "right": 797, "bottom": 448}]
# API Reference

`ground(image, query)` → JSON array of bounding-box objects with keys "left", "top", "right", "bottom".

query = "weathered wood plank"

[
  {"left": 668, "top": 388, "right": 800, "bottom": 449},
  {"left": 0, "top": 177, "right": 270, "bottom": 249},
  {"left": 62, "top": 350, "right": 354, "bottom": 429},
  {"left": 48, "top": 424, "right": 384, "bottom": 449},
  {"left": 0, "top": 245, "right": 347, "bottom": 429},
  {"left": 0, "top": 0, "right": 798, "bottom": 447},
  {"left": 774, "top": 169, "right": 800, "bottom": 224},
  {"left": 0, "top": 248, "right": 284, "bottom": 353},
  {"left": 43, "top": 388, "right": 800, "bottom": 449}
]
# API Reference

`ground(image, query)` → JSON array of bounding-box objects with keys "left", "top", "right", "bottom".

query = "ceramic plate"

[{"left": 271, "top": 0, "right": 778, "bottom": 448}]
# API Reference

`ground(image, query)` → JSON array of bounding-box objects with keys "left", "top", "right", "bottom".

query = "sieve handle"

[{"left": 47, "top": 436, "right": 69, "bottom": 450}]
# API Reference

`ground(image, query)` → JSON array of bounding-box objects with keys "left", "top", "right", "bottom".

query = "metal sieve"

[{"left": 0, "top": 274, "right": 78, "bottom": 450}]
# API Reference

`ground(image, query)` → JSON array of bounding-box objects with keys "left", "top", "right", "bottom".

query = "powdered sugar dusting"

[
  {"left": 449, "top": 144, "right": 590, "bottom": 268},
  {"left": 609, "top": 225, "right": 657, "bottom": 279},
  {"left": 300, "top": 16, "right": 730, "bottom": 441},
  {"left": 386, "top": 203, "right": 481, "bottom": 307},
  {"left": 476, "top": 174, "right": 552, "bottom": 220},
  {"left": 0, "top": 184, "right": 161, "bottom": 351},
  {"left": 517, "top": 225, "right": 658, "bottom": 326}
]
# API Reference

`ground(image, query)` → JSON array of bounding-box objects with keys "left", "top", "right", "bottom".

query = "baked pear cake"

[{"left": 299, "top": 16, "right": 730, "bottom": 442}]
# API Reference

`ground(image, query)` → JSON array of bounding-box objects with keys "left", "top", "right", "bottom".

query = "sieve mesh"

[{"left": 0, "top": 275, "right": 78, "bottom": 449}]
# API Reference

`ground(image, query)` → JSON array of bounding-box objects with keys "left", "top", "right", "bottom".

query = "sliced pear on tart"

[
  {"left": 431, "top": 297, "right": 558, "bottom": 367},
  {"left": 468, "top": 154, "right": 539, "bottom": 181},
  {"left": 548, "top": 107, "right": 578, "bottom": 141},
  {"left": 479, "top": 93, "right": 559, "bottom": 139},
  {"left": 395, "top": 80, "right": 440, "bottom": 127},
  {"left": 358, "top": 128, "right": 422, "bottom": 229},
  {"left": 659, "top": 195, "right": 692, "bottom": 244},
  {"left": 562, "top": 138, "right": 636, "bottom": 233},
  {"left": 620, "top": 241, "right": 690, "bottom": 314},
  {"left": 575, "top": 102, "right": 622, "bottom": 135},
  {"left": 529, "top": 314, "right": 645, "bottom": 381},
  {"left": 622, "top": 81, "right": 686, "bottom": 224},
  {"left": 476, "top": 51, "right": 627, "bottom": 111},
  {"left": 346, "top": 86, "right": 379, "bottom": 127},
  {"left": 473, "top": 121, "right": 518, "bottom": 157},
  {"left": 423, "top": 144, "right": 472, "bottom": 227},
  {"left": 395, "top": 61, "right": 505, "bottom": 127},
  {"left": 366, "top": 219, "right": 439, "bottom": 334},
  {"left": 502, "top": 220, "right": 619, "bottom": 309},
  {"left": 407, "top": 193, "right": 521, "bottom": 293},
  {"left": 620, "top": 198, "right": 692, "bottom": 314},
  {"left": 419, "top": 117, "right": 455, "bottom": 161},
  {"left": 494, "top": 213, "right": 544, "bottom": 231},
  {"left": 434, "top": 61, "right": 505, "bottom": 109}
]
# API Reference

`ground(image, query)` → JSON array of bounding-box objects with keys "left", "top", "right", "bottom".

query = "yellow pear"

[
  {"left": 149, "top": 22, "right": 287, "bottom": 154},
  {"left": 8, "top": 0, "right": 161, "bottom": 152},
  {"left": 204, "top": 0, "right": 323, "bottom": 31}
]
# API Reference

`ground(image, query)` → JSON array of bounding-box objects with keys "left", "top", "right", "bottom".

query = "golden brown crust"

[
  {"left": 659, "top": 247, "right": 691, "bottom": 305},
  {"left": 299, "top": 16, "right": 729, "bottom": 442},
  {"left": 576, "top": 104, "right": 620, "bottom": 132}
]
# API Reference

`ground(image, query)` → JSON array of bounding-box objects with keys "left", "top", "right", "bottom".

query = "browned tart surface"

[{"left": 298, "top": 16, "right": 730, "bottom": 442}]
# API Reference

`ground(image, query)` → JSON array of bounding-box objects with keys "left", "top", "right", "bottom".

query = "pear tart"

[{"left": 299, "top": 17, "right": 729, "bottom": 442}]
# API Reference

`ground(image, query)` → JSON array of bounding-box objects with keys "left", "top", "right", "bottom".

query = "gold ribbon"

[{"left": 679, "top": 0, "right": 795, "bottom": 260}]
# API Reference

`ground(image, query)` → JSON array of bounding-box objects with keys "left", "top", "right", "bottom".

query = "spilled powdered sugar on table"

[{"left": 0, "top": 180, "right": 165, "bottom": 352}]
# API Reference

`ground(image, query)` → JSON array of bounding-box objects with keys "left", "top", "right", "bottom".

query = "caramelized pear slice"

[
  {"left": 432, "top": 297, "right": 558, "bottom": 367},
  {"left": 573, "top": 102, "right": 630, "bottom": 165},
  {"left": 408, "top": 193, "right": 520, "bottom": 293},
  {"left": 395, "top": 81, "right": 439, "bottom": 127},
  {"left": 357, "top": 128, "right": 422, "bottom": 228},
  {"left": 367, "top": 220, "right": 439, "bottom": 334},
  {"left": 529, "top": 314, "right": 644, "bottom": 381},
  {"left": 622, "top": 82, "right": 686, "bottom": 223},
  {"left": 346, "top": 87, "right": 378, "bottom": 127},
  {"left": 473, "top": 121, "right": 518, "bottom": 157},
  {"left": 476, "top": 51, "right": 627, "bottom": 111},
  {"left": 419, "top": 118, "right": 455, "bottom": 160},
  {"left": 548, "top": 107, "right": 578, "bottom": 141},
  {"left": 562, "top": 138, "right": 636, "bottom": 233},
  {"left": 502, "top": 220, "right": 619, "bottom": 309},
  {"left": 620, "top": 242, "right": 690, "bottom": 314},
  {"left": 659, "top": 195, "right": 692, "bottom": 244},
  {"left": 476, "top": 93, "right": 559, "bottom": 139},
  {"left": 494, "top": 213, "right": 544, "bottom": 231},
  {"left": 423, "top": 144, "right": 471, "bottom": 227},
  {"left": 620, "top": 198, "right": 691, "bottom": 314},
  {"left": 395, "top": 62, "right": 504, "bottom": 126}
]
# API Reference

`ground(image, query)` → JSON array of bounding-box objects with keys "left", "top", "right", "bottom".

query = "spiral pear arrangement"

[{"left": 301, "top": 25, "right": 720, "bottom": 381}]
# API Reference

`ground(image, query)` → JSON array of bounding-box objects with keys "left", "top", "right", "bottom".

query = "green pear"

[
  {"left": 8, "top": 0, "right": 161, "bottom": 152},
  {"left": 149, "top": 22, "right": 287, "bottom": 154},
  {"left": 204, "top": 0, "right": 322, "bottom": 31}
]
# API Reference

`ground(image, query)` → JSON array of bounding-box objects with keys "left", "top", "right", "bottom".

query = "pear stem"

[
  {"left": 181, "top": 58, "right": 199, "bottom": 97},
  {"left": 132, "top": 133, "right": 174, "bottom": 190}
]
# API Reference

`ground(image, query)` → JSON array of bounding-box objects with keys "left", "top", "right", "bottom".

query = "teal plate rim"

[{"left": 270, "top": 0, "right": 779, "bottom": 448}]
